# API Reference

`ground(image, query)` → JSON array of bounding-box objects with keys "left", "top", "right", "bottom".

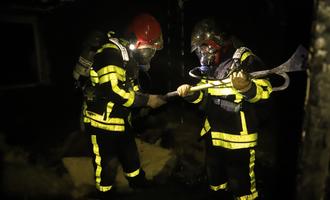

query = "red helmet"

[{"left": 127, "top": 13, "right": 163, "bottom": 50}]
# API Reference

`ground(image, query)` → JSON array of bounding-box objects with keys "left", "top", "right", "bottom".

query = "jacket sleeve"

[
  {"left": 183, "top": 81, "right": 205, "bottom": 104},
  {"left": 238, "top": 48, "right": 273, "bottom": 102},
  {"left": 90, "top": 43, "right": 149, "bottom": 108}
]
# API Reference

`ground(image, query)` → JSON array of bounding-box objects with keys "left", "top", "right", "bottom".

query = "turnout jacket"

[
  {"left": 83, "top": 38, "right": 149, "bottom": 132},
  {"left": 185, "top": 48, "right": 272, "bottom": 149}
]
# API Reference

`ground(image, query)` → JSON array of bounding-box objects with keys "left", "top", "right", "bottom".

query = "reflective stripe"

[
  {"left": 234, "top": 93, "right": 243, "bottom": 103},
  {"left": 200, "top": 118, "right": 211, "bottom": 137},
  {"left": 125, "top": 168, "right": 140, "bottom": 177},
  {"left": 108, "top": 37, "right": 129, "bottom": 61},
  {"left": 248, "top": 79, "right": 272, "bottom": 103},
  {"left": 91, "top": 135, "right": 113, "bottom": 192},
  {"left": 105, "top": 73, "right": 134, "bottom": 107},
  {"left": 99, "top": 69, "right": 125, "bottom": 84},
  {"left": 208, "top": 87, "right": 239, "bottom": 96},
  {"left": 84, "top": 113, "right": 125, "bottom": 132},
  {"left": 96, "top": 43, "right": 119, "bottom": 54},
  {"left": 89, "top": 120, "right": 125, "bottom": 132},
  {"left": 97, "top": 185, "right": 113, "bottom": 192},
  {"left": 210, "top": 182, "right": 228, "bottom": 191},
  {"left": 240, "top": 51, "right": 252, "bottom": 63},
  {"left": 90, "top": 69, "right": 99, "bottom": 85},
  {"left": 212, "top": 139, "right": 257, "bottom": 149},
  {"left": 192, "top": 91, "right": 203, "bottom": 104},
  {"left": 98, "top": 65, "right": 125, "bottom": 81},
  {"left": 133, "top": 85, "right": 139, "bottom": 91},
  {"left": 85, "top": 111, "right": 124, "bottom": 124},
  {"left": 211, "top": 132, "right": 257, "bottom": 143},
  {"left": 249, "top": 149, "right": 257, "bottom": 194},
  {"left": 236, "top": 191, "right": 258, "bottom": 200},
  {"left": 240, "top": 111, "right": 248, "bottom": 135}
]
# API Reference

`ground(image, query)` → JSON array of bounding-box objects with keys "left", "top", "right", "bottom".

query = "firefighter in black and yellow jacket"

[
  {"left": 81, "top": 13, "right": 166, "bottom": 199},
  {"left": 176, "top": 18, "right": 273, "bottom": 200}
]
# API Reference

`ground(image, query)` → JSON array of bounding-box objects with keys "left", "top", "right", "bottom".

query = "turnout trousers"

[
  {"left": 84, "top": 123, "right": 143, "bottom": 192},
  {"left": 205, "top": 137, "right": 258, "bottom": 199}
]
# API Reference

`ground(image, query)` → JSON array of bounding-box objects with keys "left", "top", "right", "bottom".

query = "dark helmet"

[
  {"left": 191, "top": 18, "right": 229, "bottom": 68},
  {"left": 191, "top": 18, "right": 227, "bottom": 53},
  {"left": 126, "top": 13, "right": 163, "bottom": 70}
]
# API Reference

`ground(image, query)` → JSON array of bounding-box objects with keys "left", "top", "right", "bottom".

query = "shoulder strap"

[{"left": 108, "top": 33, "right": 129, "bottom": 62}]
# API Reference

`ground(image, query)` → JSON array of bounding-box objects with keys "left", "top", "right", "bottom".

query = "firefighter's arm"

[{"left": 231, "top": 47, "right": 272, "bottom": 102}]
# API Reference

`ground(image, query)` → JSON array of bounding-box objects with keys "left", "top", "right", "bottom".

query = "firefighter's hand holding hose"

[
  {"left": 177, "top": 84, "right": 192, "bottom": 97},
  {"left": 231, "top": 70, "right": 252, "bottom": 93},
  {"left": 147, "top": 94, "right": 167, "bottom": 108}
]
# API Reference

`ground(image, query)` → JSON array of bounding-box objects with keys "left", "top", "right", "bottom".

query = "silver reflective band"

[{"left": 213, "top": 98, "right": 241, "bottom": 112}]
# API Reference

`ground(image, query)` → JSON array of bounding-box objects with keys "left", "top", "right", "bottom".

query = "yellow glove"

[
  {"left": 177, "top": 84, "right": 192, "bottom": 97},
  {"left": 231, "top": 70, "right": 252, "bottom": 92},
  {"left": 147, "top": 95, "right": 167, "bottom": 108}
]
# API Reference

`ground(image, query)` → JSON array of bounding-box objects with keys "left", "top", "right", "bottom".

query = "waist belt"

[{"left": 213, "top": 98, "right": 241, "bottom": 112}]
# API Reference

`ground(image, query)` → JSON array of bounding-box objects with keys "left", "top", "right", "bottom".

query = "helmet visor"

[{"left": 133, "top": 48, "right": 157, "bottom": 66}]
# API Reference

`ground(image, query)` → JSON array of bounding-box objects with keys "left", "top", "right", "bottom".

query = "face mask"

[{"left": 195, "top": 45, "right": 217, "bottom": 74}]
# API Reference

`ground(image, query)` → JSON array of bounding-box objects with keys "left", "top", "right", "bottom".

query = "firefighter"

[
  {"left": 79, "top": 13, "right": 167, "bottom": 199},
  {"left": 176, "top": 18, "right": 273, "bottom": 200}
]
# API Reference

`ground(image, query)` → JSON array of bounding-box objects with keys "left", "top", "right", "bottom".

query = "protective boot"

[
  {"left": 126, "top": 169, "right": 153, "bottom": 190},
  {"left": 87, "top": 189, "right": 121, "bottom": 200}
]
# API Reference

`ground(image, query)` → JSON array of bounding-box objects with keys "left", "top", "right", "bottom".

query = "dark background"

[{"left": 0, "top": 0, "right": 313, "bottom": 199}]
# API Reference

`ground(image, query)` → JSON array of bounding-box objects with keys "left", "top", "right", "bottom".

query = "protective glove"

[
  {"left": 147, "top": 95, "right": 167, "bottom": 109},
  {"left": 231, "top": 70, "right": 252, "bottom": 92},
  {"left": 176, "top": 84, "right": 192, "bottom": 97}
]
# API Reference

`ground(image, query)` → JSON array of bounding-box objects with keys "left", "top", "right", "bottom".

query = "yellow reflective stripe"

[
  {"left": 123, "top": 90, "right": 134, "bottom": 107},
  {"left": 90, "top": 69, "right": 99, "bottom": 85},
  {"left": 91, "top": 135, "right": 113, "bottom": 192},
  {"left": 237, "top": 191, "right": 258, "bottom": 200},
  {"left": 192, "top": 91, "right": 203, "bottom": 104},
  {"left": 240, "top": 111, "right": 248, "bottom": 135},
  {"left": 208, "top": 87, "right": 239, "bottom": 96},
  {"left": 210, "top": 182, "right": 228, "bottom": 191},
  {"left": 98, "top": 65, "right": 125, "bottom": 77},
  {"left": 106, "top": 73, "right": 134, "bottom": 107},
  {"left": 99, "top": 70, "right": 125, "bottom": 84},
  {"left": 125, "top": 168, "right": 140, "bottom": 177},
  {"left": 200, "top": 118, "right": 211, "bottom": 136},
  {"left": 249, "top": 149, "right": 257, "bottom": 195},
  {"left": 234, "top": 93, "right": 243, "bottom": 103},
  {"left": 240, "top": 51, "right": 252, "bottom": 63},
  {"left": 249, "top": 79, "right": 272, "bottom": 103},
  {"left": 98, "top": 65, "right": 126, "bottom": 84},
  {"left": 97, "top": 185, "right": 113, "bottom": 192},
  {"left": 106, "top": 101, "right": 114, "bottom": 119},
  {"left": 133, "top": 85, "right": 139, "bottom": 91},
  {"left": 212, "top": 139, "right": 257, "bottom": 149},
  {"left": 211, "top": 132, "right": 257, "bottom": 143},
  {"left": 96, "top": 43, "right": 119, "bottom": 54},
  {"left": 90, "top": 120, "right": 125, "bottom": 132},
  {"left": 85, "top": 111, "right": 124, "bottom": 125}
]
